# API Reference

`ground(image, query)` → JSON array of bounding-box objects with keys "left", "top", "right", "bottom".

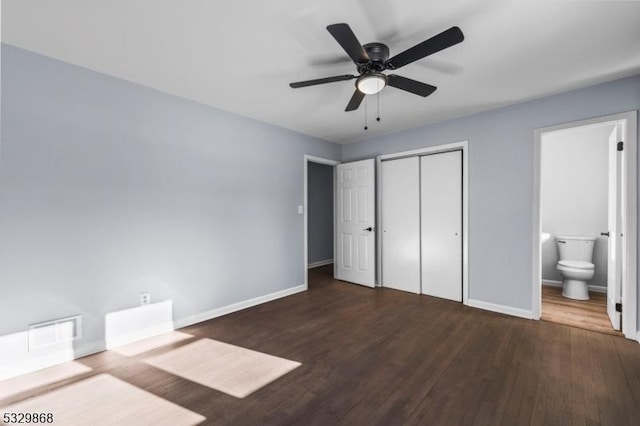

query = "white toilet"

[{"left": 556, "top": 235, "right": 596, "bottom": 300}]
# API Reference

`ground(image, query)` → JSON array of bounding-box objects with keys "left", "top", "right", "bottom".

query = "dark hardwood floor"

[{"left": 2, "top": 265, "right": 640, "bottom": 425}]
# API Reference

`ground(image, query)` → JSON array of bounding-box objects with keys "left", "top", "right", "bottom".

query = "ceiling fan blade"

[
  {"left": 307, "top": 55, "right": 353, "bottom": 67},
  {"left": 289, "top": 74, "right": 356, "bottom": 88},
  {"left": 345, "top": 89, "right": 365, "bottom": 111},
  {"left": 387, "top": 75, "right": 437, "bottom": 97},
  {"left": 385, "top": 26, "right": 464, "bottom": 70},
  {"left": 327, "top": 23, "right": 370, "bottom": 65}
]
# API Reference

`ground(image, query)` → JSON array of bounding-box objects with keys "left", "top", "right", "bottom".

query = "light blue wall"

[
  {"left": 1, "top": 41, "right": 639, "bottom": 350},
  {"left": 307, "top": 162, "right": 334, "bottom": 264},
  {"left": 0, "top": 45, "right": 340, "bottom": 348},
  {"left": 343, "top": 74, "right": 640, "bottom": 325}
]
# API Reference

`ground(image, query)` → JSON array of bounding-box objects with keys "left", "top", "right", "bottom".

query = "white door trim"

[
  {"left": 532, "top": 111, "right": 637, "bottom": 341},
  {"left": 304, "top": 155, "right": 340, "bottom": 289},
  {"left": 376, "top": 140, "right": 470, "bottom": 304}
]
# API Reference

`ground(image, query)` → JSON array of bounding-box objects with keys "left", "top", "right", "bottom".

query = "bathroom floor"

[{"left": 541, "top": 285, "right": 622, "bottom": 336}]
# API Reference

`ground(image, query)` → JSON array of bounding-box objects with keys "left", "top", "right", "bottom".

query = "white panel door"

[
  {"left": 420, "top": 151, "right": 462, "bottom": 301},
  {"left": 335, "top": 159, "right": 376, "bottom": 287},
  {"left": 607, "top": 125, "right": 623, "bottom": 330},
  {"left": 381, "top": 157, "right": 420, "bottom": 293}
]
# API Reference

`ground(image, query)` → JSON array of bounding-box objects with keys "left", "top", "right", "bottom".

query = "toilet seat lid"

[{"left": 558, "top": 260, "right": 594, "bottom": 270}]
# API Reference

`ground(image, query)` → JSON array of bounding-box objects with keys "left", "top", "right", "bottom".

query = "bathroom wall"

[
  {"left": 541, "top": 124, "right": 614, "bottom": 287},
  {"left": 307, "top": 162, "right": 334, "bottom": 265}
]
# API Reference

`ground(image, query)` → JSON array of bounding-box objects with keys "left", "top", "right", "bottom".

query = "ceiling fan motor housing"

[{"left": 359, "top": 42, "right": 390, "bottom": 72}]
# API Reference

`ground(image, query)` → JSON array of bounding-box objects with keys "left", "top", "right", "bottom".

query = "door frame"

[
  {"left": 303, "top": 155, "right": 340, "bottom": 289},
  {"left": 376, "top": 140, "right": 470, "bottom": 304},
  {"left": 531, "top": 111, "right": 637, "bottom": 340}
]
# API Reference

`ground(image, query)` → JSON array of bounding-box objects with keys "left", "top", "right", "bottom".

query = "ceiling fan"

[{"left": 289, "top": 23, "right": 464, "bottom": 112}]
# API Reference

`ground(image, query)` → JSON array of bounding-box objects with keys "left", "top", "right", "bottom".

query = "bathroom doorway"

[{"left": 532, "top": 111, "right": 637, "bottom": 339}]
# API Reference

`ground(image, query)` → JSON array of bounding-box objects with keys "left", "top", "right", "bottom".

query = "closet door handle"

[
  {"left": 363, "top": 227, "right": 374, "bottom": 232},
  {"left": 601, "top": 232, "right": 610, "bottom": 237}
]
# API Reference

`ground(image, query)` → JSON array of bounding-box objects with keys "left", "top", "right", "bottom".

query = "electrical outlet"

[{"left": 140, "top": 292, "right": 151, "bottom": 305}]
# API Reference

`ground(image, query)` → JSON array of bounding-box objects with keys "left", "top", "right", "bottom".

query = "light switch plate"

[{"left": 297, "top": 205, "right": 304, "bottom": 214}]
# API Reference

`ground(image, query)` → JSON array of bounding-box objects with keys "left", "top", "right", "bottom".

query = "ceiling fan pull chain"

[
  {"left": 364, "top": 96, "right": 368, "bottom": 130},
  {"left": 376, "top": 90, "right": 381, "bottom": 122}
]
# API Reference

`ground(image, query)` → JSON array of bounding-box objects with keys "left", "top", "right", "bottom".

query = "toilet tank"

[{"left": 556, "top": 235, "right": 597, "bottom": 262}]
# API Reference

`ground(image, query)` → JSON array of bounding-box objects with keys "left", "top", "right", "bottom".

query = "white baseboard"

[
  {"left": 308, "top": 259, "right": 333, "bottom": 269},
  {"left": 0, "top": 338, "right": 107, "bottom": 381},
  {"left": 174, "top": 284, "right": 307, "bottom": 329},
  {"left": 466, "top": 298, "right": 533, "bottom": 320},
  {"left": 106, "top": 321, "right": 175, "bottom": 350},
  {"left": 73, "top": 340, "right": 107, "bottom": 358},
  {"left": 588, "top": 285, "right": 607, "bottom": 294},
  {"left": 542, "top": 280, "right": 607, "bottom": 294},
  {"left": 0, "top": 346, "right": 73, "bottom": 381},
  {"left": 1, "top": 284, "right": 307, "bottom": 381}
]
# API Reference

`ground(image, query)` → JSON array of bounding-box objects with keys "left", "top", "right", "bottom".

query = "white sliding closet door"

[
  {"left": 420, "top": 151, "right": 462, "bottom": 301},
  {"left": 381, "top": 157, "right": 420, "bottom": 293}
]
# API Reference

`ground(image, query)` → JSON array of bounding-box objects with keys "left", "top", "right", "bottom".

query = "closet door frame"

[{"left": 376, "top": 140, "right": 469, "bottom": 305}]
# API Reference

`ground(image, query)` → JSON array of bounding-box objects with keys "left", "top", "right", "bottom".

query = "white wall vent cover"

[{"left": 28, "top": 315, "right": 82, "bottom": 351}]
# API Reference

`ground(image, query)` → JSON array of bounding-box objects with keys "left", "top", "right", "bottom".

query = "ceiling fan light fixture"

[{"left": 356, "top": 73, "right": 387, "bottom": 95}]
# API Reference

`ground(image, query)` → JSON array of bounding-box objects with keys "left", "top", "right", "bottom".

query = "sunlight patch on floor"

[
  {"left": 0, "top": 374, "right": 205, "bottom": 426},
  {"left": 145, "top": 339, "right": 301, "bottom": 398},
  {"left": 0, "top": 361, "right": 91, "bottom": 401},
  {"left": 110, "top": 331, "right": 193, "bottom": 357}
]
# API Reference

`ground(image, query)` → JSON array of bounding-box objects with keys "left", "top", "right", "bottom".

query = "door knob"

[
  {"left": 601, "top": 232, "right": 610, "bottom": 237},
  {"left": 363, "top": 227, "right": 374, "bottom": 232}
]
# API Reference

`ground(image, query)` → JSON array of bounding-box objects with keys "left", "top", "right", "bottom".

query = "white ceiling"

[{"left": 2, "top": 0, "right": 640, "bottom": 144}]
